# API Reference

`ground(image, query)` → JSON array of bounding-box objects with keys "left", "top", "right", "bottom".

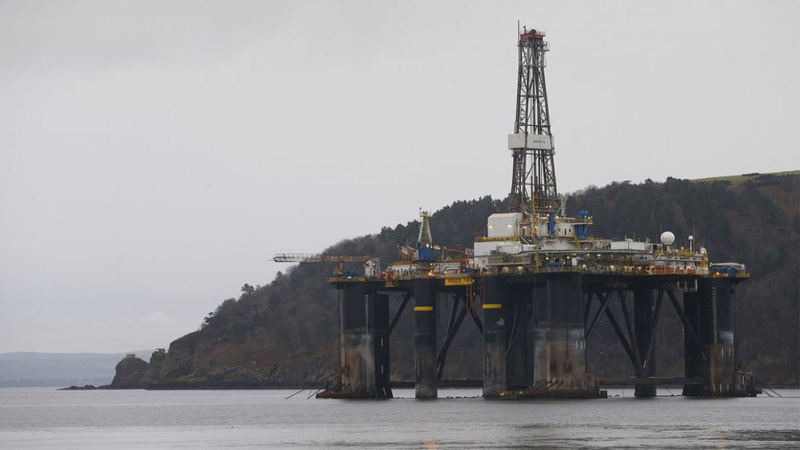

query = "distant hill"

[
  {"left": 691, "top": 170, "right": 800, "bottom": 184},
  {"left": 113, "top": 172, "right": 799, "bottom": 388},
  {"left": 0, "top": 351, "right": 153, "bottom": 387}
]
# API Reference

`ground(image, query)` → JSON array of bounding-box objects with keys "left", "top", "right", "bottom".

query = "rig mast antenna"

[{"left": 508, "top": 27, "right": 558, "bottom": 217}]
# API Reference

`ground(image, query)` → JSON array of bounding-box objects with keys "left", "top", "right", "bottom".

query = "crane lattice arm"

[{"left": 272, "top": 253, "right": 371, "bottom": 263}]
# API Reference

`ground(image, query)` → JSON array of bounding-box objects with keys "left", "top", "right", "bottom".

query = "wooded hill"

[{"left": 120, "top": 172, "right": 799, "bottom": 388}]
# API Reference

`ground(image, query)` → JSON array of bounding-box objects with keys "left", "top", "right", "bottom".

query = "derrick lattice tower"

[{"left": 508, "top": 27, "right": 558, "bottom": 217}]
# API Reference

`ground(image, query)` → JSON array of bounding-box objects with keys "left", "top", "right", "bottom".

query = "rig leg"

[
  {"left": 482, "top": 276, "right": 507, "bottom": 397},
  {"left": 327, "top": 284, "right": 392, "bottom": 399},
  {"left": 634, "top": 288, "right": 657, "bottom": 397},
  {"left": 682, "top": 280, "right": 756, "bottom": 397},
  {"left": 529, "top": 273, "right": 597, "bottom": 397},
  {"left": 682, "top": 288, "right": 703, "bottom": 395},
  {"left": 414, "top": 277, "right": 437, "bottom": 399},
  {"left": 505, "top": 286, "right": 534, "bottom": 390},
  {"left": 373, "top": 292, "right": 392, "bottom": 398}
]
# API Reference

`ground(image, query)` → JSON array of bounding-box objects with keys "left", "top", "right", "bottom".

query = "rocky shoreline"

[
  {"left": 95, "top": 339, "right": 337, "bottom": 390},
  {"left": 66, "top": 349, "right": 480, "bottom": 390}
]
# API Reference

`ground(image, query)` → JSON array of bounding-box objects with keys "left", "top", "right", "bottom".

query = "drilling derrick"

[{"left": 508, "top": 27, "right": 558, "bottom": 217}]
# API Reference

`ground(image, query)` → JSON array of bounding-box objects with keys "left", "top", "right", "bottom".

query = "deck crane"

[
  {"left": 272, "top": 253, "right": 379, "bottom": 278},
  {"left": 397, "top": 245, "right": 416, "bottom": 261}
]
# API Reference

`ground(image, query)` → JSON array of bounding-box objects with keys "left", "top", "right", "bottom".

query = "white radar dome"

[{"left": 660, "top": 231, "right": 676, "bottom": 246}]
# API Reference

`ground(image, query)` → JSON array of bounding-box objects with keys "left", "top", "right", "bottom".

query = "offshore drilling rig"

[{"left": 275, "top": 27, "right": 757, "bottom": 399}]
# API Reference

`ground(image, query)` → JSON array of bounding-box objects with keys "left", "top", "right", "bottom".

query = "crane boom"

[{"left": 272, "top": 253, "right": 371, "bottom": 263}]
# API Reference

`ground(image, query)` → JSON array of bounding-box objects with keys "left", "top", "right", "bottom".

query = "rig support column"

[
  {"left": 505, "top": 285, "right": 534, "bottom": 390},
  {"left": 372, "top": 291, "right": 392, "bottom": 398},
  {"left": 414, "top": 277, "right": 437, "bottom": 399},
  {"left": 633, "top": 288, "right": 656, "bottom": 397},
  {"left": 683, "top": 279, "right": 753, "bottom": 396},
  {"left": 334, "top": 283, "right": 392, "bottom": 398},
  {"left": 482, "top": 275, "right": 507, "bottom": 397},
  {"left": 532, "top": 273, "right": 594, "bottom": 393},
  {"left": 683, "top": 288, "right": 703, "bottom": 393}
]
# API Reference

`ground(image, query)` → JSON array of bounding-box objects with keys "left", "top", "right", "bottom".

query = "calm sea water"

[{"left": 0, "top": 387, "right": 798, "bottom": 449}]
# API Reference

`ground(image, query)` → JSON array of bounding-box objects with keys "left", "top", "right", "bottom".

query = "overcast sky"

[{"left": 1, "top": 0, "right": 797, "bottom": 353}]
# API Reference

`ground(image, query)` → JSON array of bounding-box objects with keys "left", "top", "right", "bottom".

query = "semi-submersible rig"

[{"left": 274, "top": 27, "right": 757, "bottom": 399}]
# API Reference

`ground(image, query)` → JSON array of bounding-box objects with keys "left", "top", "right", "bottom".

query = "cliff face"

[
  {"left": 142, "top": 332, "right": 341, "bottom": 389},
  {"left": 110, "top": 356, "right": 149, "bottom": 388},
  {"left": 110, "top": 173, "right": 799, "bottom": 388}
]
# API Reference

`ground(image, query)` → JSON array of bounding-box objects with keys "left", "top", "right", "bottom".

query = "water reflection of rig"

[{"left": 274, "top": 26, "right": 756, "bottom": 399}]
